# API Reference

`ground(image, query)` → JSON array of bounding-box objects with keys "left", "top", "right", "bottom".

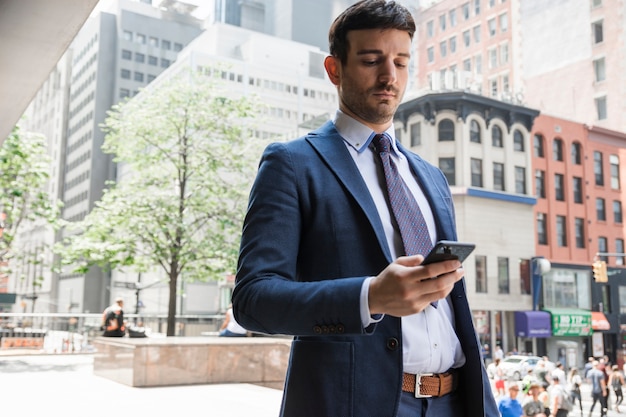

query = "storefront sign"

[{"left": 544, "top": 308, "right": 592, "bottom": 336}]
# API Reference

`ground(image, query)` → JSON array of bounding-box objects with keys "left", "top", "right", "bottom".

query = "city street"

[{"left": 1, "top": 352, "right": 625, "bottom": 416}]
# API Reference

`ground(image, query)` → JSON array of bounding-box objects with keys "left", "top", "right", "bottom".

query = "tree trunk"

[{"left": 167, "top": 268, "right": 178, "bottom": 336}]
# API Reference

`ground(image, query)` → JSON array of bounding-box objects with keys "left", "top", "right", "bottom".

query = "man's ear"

[{"left": 324, "top": 55, "right": 341, "bottom": 86}]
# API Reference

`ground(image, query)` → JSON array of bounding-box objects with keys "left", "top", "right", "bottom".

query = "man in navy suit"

[{"left": 233, "top": 1, "right": 498, "bottom": 416}]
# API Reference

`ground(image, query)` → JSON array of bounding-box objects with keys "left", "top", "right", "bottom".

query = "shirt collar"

[{"left": 332, "top": 110, "right": 398, "bottom": 154}]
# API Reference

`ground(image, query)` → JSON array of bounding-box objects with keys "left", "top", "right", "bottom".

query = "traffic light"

[{"left": 592, "top": 260, "right": 608, "bottom": 282}]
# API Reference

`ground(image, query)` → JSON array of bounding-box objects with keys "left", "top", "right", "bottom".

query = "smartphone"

[{"left": 421, "top": 240, "right": 476, "bottom": 265}]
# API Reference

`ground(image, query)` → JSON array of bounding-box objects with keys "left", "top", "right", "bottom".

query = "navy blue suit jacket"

[{"left": 234, "top": 121, "right": 498, "bottom": 416}]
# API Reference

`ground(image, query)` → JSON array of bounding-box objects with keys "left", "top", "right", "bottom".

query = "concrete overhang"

[{"left": 0, "top": 0, "right": 99, "bottom": 144}]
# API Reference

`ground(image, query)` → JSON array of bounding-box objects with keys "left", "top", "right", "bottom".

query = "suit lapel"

[{"left": 305, "top": 122, "right": 393, "bottom": 261}]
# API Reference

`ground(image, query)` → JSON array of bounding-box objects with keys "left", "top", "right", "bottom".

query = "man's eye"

[{"left": 363, "top": 60, "right": 378, "bottom": 66}]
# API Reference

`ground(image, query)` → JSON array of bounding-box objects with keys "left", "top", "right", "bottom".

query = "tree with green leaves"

[
  {"left": 56, "top": 71, "right": 264, "bottom": 336},
  {"left": 0, "top": 125, "right": 61, "bottom": 281}
]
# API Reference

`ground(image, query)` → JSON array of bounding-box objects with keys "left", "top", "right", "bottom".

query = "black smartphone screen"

[{"left": 421, "top": 240, "right": 476, "bottom": 265}]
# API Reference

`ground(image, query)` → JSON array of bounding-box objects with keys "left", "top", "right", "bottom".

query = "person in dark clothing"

[{"left": 102, "top": 297, "right": 126, "bottom": 337}]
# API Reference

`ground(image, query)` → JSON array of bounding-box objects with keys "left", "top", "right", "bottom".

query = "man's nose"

[{"left": 378, "top": 59, "right": 397, "bottom": 85}]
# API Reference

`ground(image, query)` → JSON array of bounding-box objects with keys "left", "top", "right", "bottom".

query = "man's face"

[{"left": 326, "top": 28, "right": 411, "bottom": 131}]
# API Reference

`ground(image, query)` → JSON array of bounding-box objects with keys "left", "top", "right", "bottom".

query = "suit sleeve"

[{"left": 233, "top": 142, "right": 368, "bottom": 336}]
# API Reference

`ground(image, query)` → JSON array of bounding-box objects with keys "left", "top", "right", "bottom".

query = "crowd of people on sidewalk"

[{"left": 490, "top": 352, "right": 625, "bottom": 417}]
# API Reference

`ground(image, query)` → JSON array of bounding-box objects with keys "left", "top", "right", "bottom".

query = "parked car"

[{"left": 499, "top": 355, "right": 542, "bottom": 380}]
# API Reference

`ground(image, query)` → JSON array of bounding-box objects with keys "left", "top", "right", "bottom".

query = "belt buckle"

[{"left": 414, "top": 373, "right": 433, "bottom": 398}]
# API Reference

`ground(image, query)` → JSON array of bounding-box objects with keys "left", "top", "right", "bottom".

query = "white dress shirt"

[{"left": 332, "top": 110, "right": 466, "bottom": 374}]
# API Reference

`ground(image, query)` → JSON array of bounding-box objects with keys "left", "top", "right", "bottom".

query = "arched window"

[
  {"left": 571, "top": 142, "right": 582, "bottom": 165},
  {"left": 438, "top": 119, "right": 455, "bottom": 141},
  {"left": 553, "top": 138, "right": 564, "bottom": 161},
  {"left": 470, "top": 120, "right": 481, "bottom": 143},
  {"left": 513, "top": 130, "right": 524, "bottom": 151},
  {"left": 491, "top": 125, "right": 503, "bottom": 147},
  {"left": 533, "top": 134, "right": 545, "bottom": 157}
]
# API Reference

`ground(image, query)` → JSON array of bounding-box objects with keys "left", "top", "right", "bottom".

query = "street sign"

[{"left": 113, "top": 282, "right": 137, "bottom": 290}]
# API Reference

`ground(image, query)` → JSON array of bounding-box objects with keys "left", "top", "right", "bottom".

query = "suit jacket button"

[
  {"left": 386, "top": 338, "right": 399, "bottom": 350},
  {"left": 322, "top": 325, "right": 329, "bottom": 334},
  {"left": 313, "top": 326, "right": 322, "bottom": 334},
  {"left": 336, "top": 324, "right": 345, "bottom": 334},
  {"left": 329, "top": 325, "right": 337, "bottom": 333}
]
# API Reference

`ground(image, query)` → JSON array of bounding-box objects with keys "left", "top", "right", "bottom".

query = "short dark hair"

[{"left": 328, "top": 0, "right": 416, "bottom": 64}]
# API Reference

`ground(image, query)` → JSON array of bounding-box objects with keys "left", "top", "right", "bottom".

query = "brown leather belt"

[{"left": 401, "top": 370, "right": 458, "bottom": 398}]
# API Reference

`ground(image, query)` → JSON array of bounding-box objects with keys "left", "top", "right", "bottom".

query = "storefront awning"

[
  {"left": 543, "top": 308, "right": 592, "bottom": 337},
  {"left": 514, "top": 311, "right": 552, "bottom": 338},
  {"left": 592, "top": 311, "right": 610, "bottom": 331}
]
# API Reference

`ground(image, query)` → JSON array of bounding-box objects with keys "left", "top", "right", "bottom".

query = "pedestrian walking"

[
  {"left": 588, "top": 360, "right": 608, "bottom": 417},
  {"left": 499, "top": 384, "right": 523, "bottom": 417},
  {"left": 608, "top": 364, "right": 625, "bottom": 412},
  {"left": 567, "top": 367, "right": 583, "bottom": 416}
]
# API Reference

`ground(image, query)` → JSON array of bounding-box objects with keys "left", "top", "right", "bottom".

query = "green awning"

[
  {"left": 543, "top": 308, "right": 592, "bottom": 336},
  {"left": 0, "top": 293, "right": 17, "bottom": 304}
]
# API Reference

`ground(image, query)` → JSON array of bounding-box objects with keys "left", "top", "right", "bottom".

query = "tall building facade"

[{"left": 16, "top": 0, "right": 204, "bottom": 314}]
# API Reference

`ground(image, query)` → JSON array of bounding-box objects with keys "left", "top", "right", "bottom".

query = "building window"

[
  {"left": 515, "top": 167, "right": 526, "bottom": 194},
  {"left": 614, "top": 200, "right": 623, "bottom": 223},
  {"left": 462, "top": 2, "right": 470, "bottom": 19},
  {"left": 439, "top": 14, "right": 447, "bottom": 31},
  {"left": 535, "top": 170, "right": 546, "bottom": 198},
  {"left": 463, "top": 58, "right": 472, "bottom": 71},
  {"left": 174, "top": 42, "right": 183, "bottom": 52},
  {"left": 594, "top": 57, "right": 606, "bottom": 82},
  {"left": 449, "top": 9, "right": 457, "bottom": 27},
  {"left": 135, "top": 52, "right": 145, "bottom": 63},
  {"left": 554, "top": 174, "right": 565, "bottom": 201},
  {"left": 450, "top": 36, "right": 457, "bottom": 54},
  {"left": 491, "top": 125, "right": 503, "bottom": 147},
  {"left": 134, "top": 72, "right": 144, "bottom": 82},
  {"left": 475, "top": 255, "right": 487, "bottom": 293},
  {"left": 499, "top": 12, "right": 508, "bottom": 32},
  {"left": 534, "top": 134, "right": 545, "bottom": 157},
  {"left": 475, "top": 54, "right": 482, "bottom": 74},
  {"left": 136, "top": 33, "right": 146, "bottom": 44},
  {"left": 123, "top": 30, "right": 133, "bottom": 41},
  {"left": 537, "top": 213, "right": 548, "bottom": 245},
  {"left": 573, "top": 177, "right": 583, "bottom": 204},
  {"left": 553, "top": 138, "right": 564, "bottom": 161},
  {"left": 161, "top": 58, "right": 171, "bottom": 68},
  {"left": 594, "top": 151, "right": 604, "bottom": 185},
  {"left": 439, "top": 157, "right": 456, "bottom": 186},
  {"left": 438, "top": 119, "right": 455, "bottom": 141},
  {"left": 148, "top": 55, "right": 158, "bottom": 66},
  {"left": 470, "top": 120, "right": 481, "bottom": 143},
  {"left": 498, "top": 257, "right": 509, "bottom": 294},
  {"left": 493, "top": 162, "right": 505, "bottom": 191},
  {"left": 121, "top": 69, "right": 131, "bottom": 79},
  {"left": 571, "top": 142, "right": 582, "bottom": 164},
  {"left": 556, "top": 215, "right": 567, "bottom": 247},
  {"left": 488, "top": 18, "right": 497, "bottom": 36},
  {"left": 513, "top": 130, "right": 524, "bottom": 151},
  {"left": 610, "top": 154, "right": 620, "bottom": 189},
  {"left": 474, "top": 0, "right": 481, "bottom": 15},
  {"left": 427, "top": 47, "right": 434, "bottom": 63},
  {"left": 473, "top": 25, "right": 481, "bottom": 43},
  {"left": 616, "top": 239, "right": 625, "bottom": 265},
  {"left": 440, "top": 41, "right": 448, "bottom": 57},
  {"left": 120, "top": 88, "right": 130, "bottom": 99},
  {"left": 598, "top": 237, "right": 608, "bottom": 261},
  {"left": 490, "top": 78, "right": 498, "bottom": 97},
  {"left": 162, "top": 39, "right": 171, "bottom": 50},
  {"left": 471, "top": 158, "right": 483, "bottom": 187},
  {"left": 147, "top": 74, "right": 156, "bottom": 83},
  {"left": 575, "top": 218, "right": 585, "bottom": 248},
  {"left": 592, "top": 20, "right": 604, "bottom": 44},
  {"left": 597, "top": 197, "right": 606, "bottom": 221},
  {"left": 410, "top": 122, "right": 421, "bottom": 146},
  {"left": 463, "top": 30, "right": 471, "bottom": 47},
  {"left": 592, "top": 0, "right": 603, "bottom": 7},
  {"left": 488, "top": 48, "right": 497, "bottom": 69},
  {"left": 149, "top": 36, "right": 159, "bottom": 47},
  {"left": 122, "top": 49, "right": 132, "bottom": 60},
  {"left": 596, "top": 96, "right": 607, "bottom": 120}
]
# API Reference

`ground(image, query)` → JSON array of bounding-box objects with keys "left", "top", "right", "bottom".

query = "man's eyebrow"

[{"left": 355, "top": 49, "right": 411, "bottom": 58}]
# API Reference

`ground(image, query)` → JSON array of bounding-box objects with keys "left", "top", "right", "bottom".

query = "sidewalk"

[{"left": 0, "top": 353, "right": 283, "bottom": 416}]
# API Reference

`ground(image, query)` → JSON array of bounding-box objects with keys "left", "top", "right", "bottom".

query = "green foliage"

[
  {"left": 0, "top": 125, "right": 61, "bottom": 263},
  {"left": 56, "top": 69, "right": 265, "bottom": 286}
]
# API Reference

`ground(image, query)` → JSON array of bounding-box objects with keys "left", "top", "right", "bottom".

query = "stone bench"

[{"left": 93, "top": 336, "right": 291, "bottom": 389}]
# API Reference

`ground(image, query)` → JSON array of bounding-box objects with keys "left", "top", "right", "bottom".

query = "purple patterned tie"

[{"left": 373, "top": 134, "right": 437, "bottom": 307}]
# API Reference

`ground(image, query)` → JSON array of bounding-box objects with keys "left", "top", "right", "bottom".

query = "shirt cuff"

[{"left": 360, "top": 277, "right": 384, "bottom": 328}]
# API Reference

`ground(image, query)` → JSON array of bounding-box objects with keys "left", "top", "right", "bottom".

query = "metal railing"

[{"left": 0, "top": 312, "right": 225, "bottom": 353}]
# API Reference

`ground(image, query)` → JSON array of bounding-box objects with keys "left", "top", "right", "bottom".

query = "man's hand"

[{"left": 368, "top": 254, "right": 464, "bottom": 316}]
